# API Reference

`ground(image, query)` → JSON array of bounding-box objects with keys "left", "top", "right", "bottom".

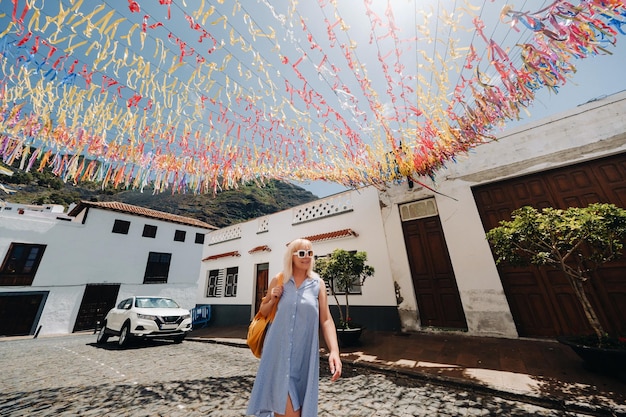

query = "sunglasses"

[{"left": 293, "top": 249, "right": 314, "bottom": 258}]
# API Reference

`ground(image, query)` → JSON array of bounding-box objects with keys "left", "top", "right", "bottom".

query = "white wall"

[
  {"left": 37, "top": 286, "right": 83, "bottom": 335},
  {"left": 0, "top": 207, "right": 208, "bottom": 335},
  {"left": 67, "top": 209, "right": 203, "bottom": 288}
]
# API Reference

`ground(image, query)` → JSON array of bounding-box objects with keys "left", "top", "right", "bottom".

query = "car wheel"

[
  {"left": 118, "top": 322, "right": 132, "bottom": 347},
  {"left": 96, "top": 324, "right": 109, "bottom": 345},
  {"left": 173, "top": 335, "right": 185, "bottom": 344}
]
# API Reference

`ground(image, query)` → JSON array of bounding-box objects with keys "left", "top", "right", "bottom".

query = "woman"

[{"left": 247, "top": 238, "right": 342, "bottom": 417}]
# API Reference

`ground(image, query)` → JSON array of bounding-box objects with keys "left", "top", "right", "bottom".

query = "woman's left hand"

[{"left": 328, "top": 352, "right": 342, "bottom": 382}]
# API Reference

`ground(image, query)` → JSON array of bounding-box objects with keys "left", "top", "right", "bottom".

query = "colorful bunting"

[{"left": 0, "top": 0, "right": 624, "bottom": 193}]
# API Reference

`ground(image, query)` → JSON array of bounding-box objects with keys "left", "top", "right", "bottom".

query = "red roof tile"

[
  {"left": 68, "top": 200, "right": 216, "bottom": 230},
  {"left": 303, "top": 228, "right": 359, "bottom": 243},
  {"left": 202, "top": 251, "right": 241, "bottom": 261},
  {"left": 249, "top": 245, "right": 271, "bottom": 254}
]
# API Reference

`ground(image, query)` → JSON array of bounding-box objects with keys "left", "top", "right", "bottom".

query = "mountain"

[
  {"left": 0, "top": 167, "right": 319, "bottom": 228},
  {"left": 99, "top": 181, "right": 319, "bottom": 228}
]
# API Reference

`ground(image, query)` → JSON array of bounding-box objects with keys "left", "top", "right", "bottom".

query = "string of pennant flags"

[{"left": 0, "top": 0, "right": 624, "bottom": 194}]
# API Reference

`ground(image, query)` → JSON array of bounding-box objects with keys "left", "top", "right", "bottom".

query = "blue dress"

[{"left": 246, "top": 274, "right": 321, "bottom": 417}]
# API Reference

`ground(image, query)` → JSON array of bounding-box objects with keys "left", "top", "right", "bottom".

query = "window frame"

[
  {"left": 0, "top": 243, "right": 47, "bottom": 286},
  {"left": 142, "top": 224, "right": 158, "bottom": 238},
  {"left": 143, "top": 252, "right": 172, "bottom": 284},
  {"left": 112, "top": 219, "right": 131, "bottom": 234},
  {"left": 174, "top": 230, "right": 186, "bottom": 242},
  {"left": 206, "top": 269, "right": 221, "bottom": 297},
  {"left": 224, "top": 267, "right": 239, "bottom": 297},
  {"left": 205, "top": 266, "right": 239, "bottom": 298},
  {"left": 317, "top": 252, "right": 363, "bottom": 295}
]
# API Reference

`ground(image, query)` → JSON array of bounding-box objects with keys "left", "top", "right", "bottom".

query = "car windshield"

[{"left": 135, "top": 297, "right": 180, "bottom": 309}]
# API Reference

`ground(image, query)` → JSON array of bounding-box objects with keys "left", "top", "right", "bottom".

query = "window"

[
  {"left": 0, "top": 243, "right": 47, "bottom": 286},
  {"left": 224, "top": 267, "right": 238, "bottom": 297},
  {"left": 333, "top": 277, "right": 362, "bottom": 295},
  {"left": 195, "top": 233, "right": 205, "bottom": 244},
  {"left": 143, "top": 252, "right": 172, "bottom": 284},
  {"left": 112, "top": 219, "right": 130, "bottom": 234},
  {"left": 174, "top": 230, "right": 186, "bottom": 242},
  {"left": 206, "top": 269, "right": 223, "bottom": 297},
  {"left": 142, "top": 224, "right": 157, "bottom": 238},
  {"left": 206, "top": 267, "right": 239, "bottom": 297},
  {"left": 399, "top": 198, "right": 438, "bottom": 221},
  {"left": 317, "top": 252, "right": 363, "bottom": 295}
]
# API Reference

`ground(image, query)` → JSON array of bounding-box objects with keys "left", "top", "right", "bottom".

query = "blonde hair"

[{"left": 282, "top": 238, "right": 315, "bottom": 283}]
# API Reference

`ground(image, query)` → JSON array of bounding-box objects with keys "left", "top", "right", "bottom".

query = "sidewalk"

[{"left": 188, "top": 326, "right": 626, "bottom": 416}]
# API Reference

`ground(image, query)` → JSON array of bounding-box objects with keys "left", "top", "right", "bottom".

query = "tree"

[
  {"left": 314, "top": 249, "right": 374, "bottom": 329},
  {"left": 486, "top": 203, "right": 626, "bottom": 343}
]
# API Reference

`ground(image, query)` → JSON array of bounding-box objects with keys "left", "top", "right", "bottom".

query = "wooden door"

[
  {"left": 473, "top": 152, "right": 626, "bottom": 337},
  {"left": 402, "top": 214, "right": 468, "bottom": 330},
  {"left": 254, "top": 264, "right": 269, "bottom": 314},
  {"left": 73, "top": 284, "right": 120, "bottom": 332}
]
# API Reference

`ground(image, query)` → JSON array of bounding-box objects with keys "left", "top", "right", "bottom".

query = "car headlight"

[
  {"left": 137, "top": 314, "right": 158, "bottom": 320},
  {"left": 182, "top": 314, "right": 191, "bottom": 320}
]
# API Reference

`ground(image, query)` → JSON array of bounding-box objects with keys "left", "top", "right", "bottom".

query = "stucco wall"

[
  {"left": 58, "top": 209, "right": 204, "bottom": 286},
  {"left": 37, "top": 286, "right": 83, "bottom": 335}
]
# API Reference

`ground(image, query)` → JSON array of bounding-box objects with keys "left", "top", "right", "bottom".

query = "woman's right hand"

[{"left": 270, "top": 285, "right": 283, "bottom": 300}]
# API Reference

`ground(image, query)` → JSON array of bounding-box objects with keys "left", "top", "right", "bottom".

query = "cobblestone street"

[{"left": 0, "top": 335, "right": 598, "bottom": 416}]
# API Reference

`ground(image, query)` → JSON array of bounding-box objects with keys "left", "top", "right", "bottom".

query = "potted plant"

[
  {"left": 314, "top": 249, "right": 375, "bottom": 346},
  {"left": 485, "top": 203, "right": 626, "bottom": 376}
]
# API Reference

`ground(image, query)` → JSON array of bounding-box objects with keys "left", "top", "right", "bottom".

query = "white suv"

[{"left": 97, "top": 296, "right": 192, "bottom": 347}]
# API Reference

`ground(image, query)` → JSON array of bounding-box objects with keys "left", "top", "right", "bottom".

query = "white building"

[
  {"left": 197, "top": 187, "right": 399, "bottom": 330},
  {"left": 0, "top": 201, "right": 215, "bottom": 337},
  {"left": 198, "top": 91, "right": 626, "bottom": 339}
]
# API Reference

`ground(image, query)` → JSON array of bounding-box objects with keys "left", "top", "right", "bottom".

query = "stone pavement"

[
  {"left": 188, "top": 326, "right": 626, "bottom": 416},
  {"left": 1, "top": 333, "right": 620, "bottom": 416}
]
